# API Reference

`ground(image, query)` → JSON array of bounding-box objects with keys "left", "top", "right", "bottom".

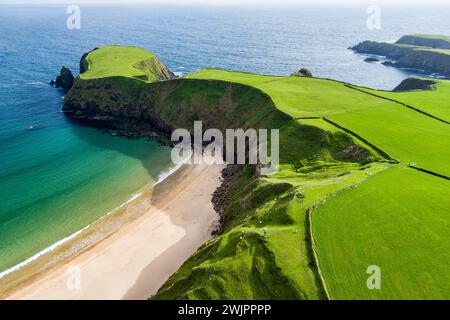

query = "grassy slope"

[
  {"left": 351, "top": 80, "right": 450, "bottom": 123},
  {"left": 409, "top": 34, "right": 450, "bottom": 42},
  {"left": 188, "top": 69, "right": 396, "bottom": 118},
  {"left": 80, "top": 46, "right": 170, "bottom": 82},
  {"left": 417, "top": 47, "right": 450, "bottom": 55},
  {"left": 154, "top": 119, "right": 386, "bottom": 300},
  {"left": 145, "top": 79, "right": 288, "bottom": 132},
  {"left": 328, "top": 104, "right": 450, "bottom": 177},
  {"left": 398, "top": 34, "right": 450, "bottom": 48},
  {"left": 180, "top": 68, "right": 450, "bottom": 300},
  {"left": 383, "top": 41, "right": 450, "bottom": 56},
  {"left": 190, "top": 69, "right": 450, "bottom": 176},
  {"left": 413, "top": 46, "right": 450, "bottom": 56},
  {"left": 154, "top": 69, "right": 391, "bottom": 300},
  {"left": 312, "top": 166, "right": 450, "bottom": 299}
]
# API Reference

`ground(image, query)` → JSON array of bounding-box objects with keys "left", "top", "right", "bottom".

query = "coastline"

[
  {"left": 1, "top": 156, "right": 224, "bottom": 300},
  {"left": 0, "top": 151, "right": 191, "bottom": 282}
]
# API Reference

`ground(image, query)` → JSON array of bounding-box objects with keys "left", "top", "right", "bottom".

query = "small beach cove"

[{"left": 1, "top": 155, "right": 224, "bottom": 299}]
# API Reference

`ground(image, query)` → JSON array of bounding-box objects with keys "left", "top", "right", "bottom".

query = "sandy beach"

[{"left": 3, "top": 160, "right": 224, "bottom": 300}]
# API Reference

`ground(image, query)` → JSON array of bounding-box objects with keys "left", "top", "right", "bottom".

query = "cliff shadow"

[{"left": 64, "top": 117, "right": 174, "bottom": 181}]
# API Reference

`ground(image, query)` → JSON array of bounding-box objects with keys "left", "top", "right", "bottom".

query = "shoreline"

[
  {"left": 0, "top": 192, "right": 141, "bottom": 281},
  {"left": 1, "top": 156, "right": 224, "bottom": 300},
  {"left": 0, "top": 151, "right": 191, "bottom": 282}
]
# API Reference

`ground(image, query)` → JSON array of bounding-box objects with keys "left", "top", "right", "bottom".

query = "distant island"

[
  {"left": 6, "top": 40, "right": 450, "bottom": 300},
  {"left": 351, "top": 34, "right": 450, "bottom": 77}
]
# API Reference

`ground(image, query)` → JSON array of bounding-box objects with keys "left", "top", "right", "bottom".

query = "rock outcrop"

[
  {"left": 364, "top": 57, "right": 379, "bottom": 62},
  {"left": 393, "top": 78, "right": 437, "bottom": 92},
  {"left": 51, "top": 66, "right": 74, "bottom": 90},
  {"left": 291, "top": 68, "right": 313, "bottom": 77}
]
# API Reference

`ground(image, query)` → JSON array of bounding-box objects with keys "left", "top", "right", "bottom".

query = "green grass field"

[
  {"left": 417, "top": 47, "right": 450, "bottom": 55},
  {"left": 328, "top": 104, "right": 450, "bottom": 177},
  {"left": 80, "top": 46, "right": 171, "bottom": 82},
  {"left": 407, "top": 34, "right": 450, "bottom": 42},
  {"left": 351, "top": 80, "right": 450, "bottom": 123},
  {"left": 312, "top": 166, "right": 450, "bottom": 299},
  {"left": 189, "top": 69, "right": 396, "bottom": 118}
]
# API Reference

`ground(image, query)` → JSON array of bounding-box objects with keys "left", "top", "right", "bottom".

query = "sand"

[{"left": 4, "top": 160, "right": 224, "bottom": 300}]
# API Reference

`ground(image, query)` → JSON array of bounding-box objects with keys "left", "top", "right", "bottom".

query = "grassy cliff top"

[
  {"left": 403, "top": 34, "right": 450, "bottom": 42},
  {"left": 395, "top": 34, "right": 450, "bottom": 50},
  {"left": 376, "top": 41, "right": 450, "bottom": 56},
  {"left": 189, "top": 68, "right": 450, "bottom": 176},
  {"left": 351, "top": 79, "right": 450, "bottom": 123},
  {"left": 80, "top": 46, "right": 173, "bottom": 82},
  {"left": 188, "top": 69, "right": 396, "bottom": 118},
  {"left": 416, "top": 47, "right": 450, "bottom": 55}
]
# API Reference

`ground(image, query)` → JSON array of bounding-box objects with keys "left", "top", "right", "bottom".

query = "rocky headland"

[{"left": 351, "top": 34, "right": 450, "bottom": 77}]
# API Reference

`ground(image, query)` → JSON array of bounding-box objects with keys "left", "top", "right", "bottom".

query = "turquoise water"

[
  {"left": 1, "top": 4, "right": 450, "bottom": 274},
  {"left": 0, "top": 116, "right": 173, "bottom": 272}
]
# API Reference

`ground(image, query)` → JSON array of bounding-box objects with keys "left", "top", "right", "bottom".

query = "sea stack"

[{"left": 51, "top": 66, "right": 74, "bottom": 90}]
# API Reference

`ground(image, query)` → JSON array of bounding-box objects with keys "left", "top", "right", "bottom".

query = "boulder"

[
  {"left": 291, "top": 68, "right": 313, "bottom": 78},
  {"left": 364, "top": 57, "right": 379, "bottom": 62}
]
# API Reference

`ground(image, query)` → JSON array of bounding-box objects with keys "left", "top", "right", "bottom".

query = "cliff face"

[
  {"left": 79, "top": 48, "right": 98, "bottom": 74},
  {"left": 63, "top": 76, "right": 289, "bottom": 136},
  {"left": 63, "top": 46, "right": 288, "bottom": 137},
  {"left": 133, "top": 56, "right": 177, "bottom": 81},
  {"left": 393, "top": 49, "right": 450, "bottom": 76},
  {"left": 351, "top": 41, "right": 409, "bottom": 59},
  {"left": 351, "top": 39, "right": 450, "bottom": 77}
]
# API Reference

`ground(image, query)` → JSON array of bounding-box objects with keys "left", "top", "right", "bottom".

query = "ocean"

[{"left": 1, "top": 4, "right": 450, "bottom": 275}]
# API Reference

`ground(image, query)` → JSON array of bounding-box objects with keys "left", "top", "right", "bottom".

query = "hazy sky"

[{"left": 1, "top": 0, "right": 449, "bottom": 6}]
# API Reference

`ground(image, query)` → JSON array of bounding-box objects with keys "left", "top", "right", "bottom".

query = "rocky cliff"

[
  {"left": 351, "top": 35, "right": 450, "bottom": 77},
  {"left": 63, "top": 47, "right": 289, "bottom": 138}
]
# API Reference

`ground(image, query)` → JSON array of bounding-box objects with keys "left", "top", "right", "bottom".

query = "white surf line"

[
  {"left": 0, "top": 192, "right": 142, "bottom": 280},
  {"left": 0, "top": 151, "right": 193, "bottom": 280},
  {"left": 153, "top": 150, "right": 193, "bottom": 186}
]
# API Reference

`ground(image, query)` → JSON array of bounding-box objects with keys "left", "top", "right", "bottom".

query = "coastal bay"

[
  {"left": 4, "top": 157, "right": 224, "bottom": 299},
  {"left": 2, "top": 5, "right": 450, "bottom": 301}
]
